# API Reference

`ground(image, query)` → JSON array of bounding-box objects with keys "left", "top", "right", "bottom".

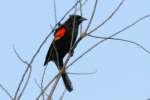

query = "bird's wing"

[{"left": 54, "top": 26, "right": 67, "bottom": 41}]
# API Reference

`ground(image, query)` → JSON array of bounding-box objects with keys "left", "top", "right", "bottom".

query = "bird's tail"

[
  {"left": 61, "top": 72, "right": 73, "bottom": 92},
  {"left": 54, "top": 60, "right": 73, "bottom": 92}
]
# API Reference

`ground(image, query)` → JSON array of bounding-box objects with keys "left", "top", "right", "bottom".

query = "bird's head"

[{"left": 69, "top": 15, "right": 87, "bottom": 25}]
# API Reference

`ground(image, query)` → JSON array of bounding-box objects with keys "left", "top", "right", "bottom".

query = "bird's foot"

[{"left": 70, "top": 50, "right": 74, "bottom": 57}]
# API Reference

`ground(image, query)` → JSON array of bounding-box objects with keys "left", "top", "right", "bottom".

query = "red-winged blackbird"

[{"left": 44, "top": 15, "right": 87, "bottom": 92}]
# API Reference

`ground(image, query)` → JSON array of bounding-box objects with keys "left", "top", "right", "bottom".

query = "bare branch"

[
  {"left": 88, "top": 34, "right": 150, "bottom": 55},
  {"left": 47, "top": 76, "right": 60, "bottom": 100},
  {"left": 79, "top": 0, "right": 83, "bottom": 34},
  {"left": 17, "top": 64, "right": 32, "bottom": 100},
  {"left": 34, "top": 79, "right": 49, "bottom": 97},
  {"left": 0, "top": 83, "right": 13, "bottom": 100},
  {"left": 83, "top": 0, "right": 98, "bottom": 36},
  {"left": 13, "top": 45, "right": 29, "bottom": 65},
  {"left": 69, "top": 4, "right": 78, "bottom": 56},
  {"left": 36, "top": 74, "right": 59, "bottom": 99},
  {"left": 13, "top": 45, "right": 31, "bottom": 100},
  {"left": 76, "top": 0, "right": 89, "bottom": 11},
  {"left": 14, "top": 64, "right": 31, "bottom": 100},
  {"left": 59, "top": 89, "right": 66, "bottom": 100},
  {"left": 58, "top": 0, "right": 82, "bottom": 25},
  {"left": 40, "top": 66, "right": 48, "bottom": 100},
  {"left": 14, "top": 28, "right": 55, "bottom": 99},
  {"left": 68, "top": 70, "right": 97, "bottom": 76},
  {"left": 50, "top": 24, "right": 53, "bottom": 29},
  {"left": 53, "top": 0, "right": 57, "bottom": 24},
  {"left": 88, "top": 0, "right": 125, "bottom": 34}
]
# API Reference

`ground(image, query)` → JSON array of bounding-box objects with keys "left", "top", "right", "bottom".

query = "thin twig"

[
  {"left": 0, "top": 83, "right": 13, "bottom": 100},
  {"left": 84, "top": 0, "right": 98, "bottom": 36},
  {"left": 50, "top": 24, "right": 53, "bottom": 29},
  {"left": 41, "top": 65, "right": 48, "bottom": 100},
  {"left": 68, "top": 70, "right": 97, "bottom": 76},
  {"left": 36, "top": 74, "right": 59, "bottom": 99},
  {"left": 76, "top": 0, "right": 89, "bottom": 11},
  {"left": 79, "top": 0, "right": 83, "bottom": 34},
  {"left": 14, "top": 64, "right": 31, "bottom": 100},
  {"left": 53, "top": 0, "right": 57, "bottom": 24},
  {"left": 13, "top": 45, "right": 29, "bottom": 65},
  {"left": 13, "top": 45, "right": 30, "bottom": 99},
  {"left": 14, "top": 30, "right": 55, "bottom": 100},
  {"left": 88, "top": 0, "right": 125, "bottom": 34},
  {"left": 47, "top": 76, "right": 60, "bottom": 100},
  {"left": 58, "top": 0, "right": 81, "bottom": 25},
  {"left": 17, "top": 64, "right": 32, "bottom": 100},
  {"left": 88, "top": 34, "right": 150, "bottom": 55},
  {"left": 81, "top": 0, "right": 89, "bottom": 8},
  {"left": 69, "top": 4, "right": 78, "bottom": 55},
  {"left": 59, "top": 89, "right": 66, "bottom": 100},
  {"left": 35, "top": 79, "right": 49, "bottom": 97}
]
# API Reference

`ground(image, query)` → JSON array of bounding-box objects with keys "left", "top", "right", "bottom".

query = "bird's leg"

[{"left": 70, "top": 49, "right": 74, "bottom": 57}]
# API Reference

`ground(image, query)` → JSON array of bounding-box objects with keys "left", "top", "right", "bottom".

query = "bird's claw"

[{"left": 70, "top": 50, "right": 74, "bottom": 57}]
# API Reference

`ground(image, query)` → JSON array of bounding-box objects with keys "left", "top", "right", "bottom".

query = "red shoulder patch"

[{"left": 54, "top": 27, "right": 66, "bottom": 41}]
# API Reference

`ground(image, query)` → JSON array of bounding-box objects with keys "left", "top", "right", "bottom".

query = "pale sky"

[{"left": 0, "top": 0, "right": 150, "bottom": 100}]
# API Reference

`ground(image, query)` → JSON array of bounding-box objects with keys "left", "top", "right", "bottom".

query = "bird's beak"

[{"left": 81, "top": 17, "right": 87, "bottom": 21}]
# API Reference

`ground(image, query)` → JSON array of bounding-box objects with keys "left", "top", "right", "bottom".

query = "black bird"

[{"left": 44, "top": 15, "right": 87, "bottom": 92}]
